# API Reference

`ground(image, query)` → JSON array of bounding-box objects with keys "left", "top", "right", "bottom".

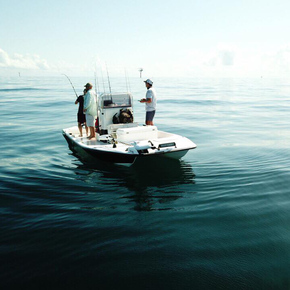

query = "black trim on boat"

[{"left": 83, "top": 147, "right": 137, "bottom": 164}]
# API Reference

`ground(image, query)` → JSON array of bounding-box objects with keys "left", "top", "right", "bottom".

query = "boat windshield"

[{"left": 101, "top": 93, "right": 132, "bottom": 108}]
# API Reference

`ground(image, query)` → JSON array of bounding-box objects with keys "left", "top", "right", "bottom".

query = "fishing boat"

[{"left": 63, "top": 92, "right": 196, "bottom": 165}]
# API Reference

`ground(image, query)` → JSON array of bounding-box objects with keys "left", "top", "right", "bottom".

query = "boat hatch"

[{"left": 158, "top": 142, "right": 176, "bottom": 149}]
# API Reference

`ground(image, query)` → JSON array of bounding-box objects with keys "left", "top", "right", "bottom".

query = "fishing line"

[{"left": 62, "top": 74, "right": 78, "bottom": 98}]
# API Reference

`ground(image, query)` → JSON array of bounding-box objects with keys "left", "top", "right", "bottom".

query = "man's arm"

[
  {"left": 140, "top": 98, "right": 152, "bottom": 103},
  {"left": 140, "top": 90, "right": 152, "bottom": 103}
]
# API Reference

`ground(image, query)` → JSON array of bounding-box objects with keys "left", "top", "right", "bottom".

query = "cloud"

[
  {"left": 261, "top": 45, "right": 290, "bottom": 75},
  {"left": 219, "top": 50, "right": 235, "bottom": 66},
  {"left": 2, "top": 44, "right": 290, "bottom": 78},
  {"left": 182, "top": 43, "right": 290, "bottom": 78},
  {"left": 204, "top": 44, "right": 236, "bottom": 67},
  {"left": 0, "top": 49, "right": 11, "bottom": 66},
  {"left": 0, "top": 48, "right": 49, "bottom": 70}
]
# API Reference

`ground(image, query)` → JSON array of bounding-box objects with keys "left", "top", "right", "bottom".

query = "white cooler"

[{"left": 117, "top": 126, "right": 158, "bottom": 143}]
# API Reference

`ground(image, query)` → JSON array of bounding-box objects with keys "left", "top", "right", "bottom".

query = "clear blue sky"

[{"left": 1, "top": 0, "right": 290, "bottom": 78}]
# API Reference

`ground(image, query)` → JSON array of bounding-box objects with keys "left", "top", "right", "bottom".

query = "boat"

[{"left": 63, "top": 92, "right": 196, "bottom": 165}]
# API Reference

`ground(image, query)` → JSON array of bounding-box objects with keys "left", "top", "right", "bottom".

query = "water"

[{"left": 1, "top": 76, "right": 290, "bottom": 289}]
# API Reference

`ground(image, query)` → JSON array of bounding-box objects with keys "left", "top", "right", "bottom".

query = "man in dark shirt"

[{"left": 75, "top": 89, "right": 88, "bottom": 137}]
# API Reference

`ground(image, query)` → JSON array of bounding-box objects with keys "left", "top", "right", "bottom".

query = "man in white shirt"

[
  {"left": 140, "top": 79, "right": 157, "bottom": 125},
  {"left": 83, "top": 82, "right": 98, "bottom": 139}
]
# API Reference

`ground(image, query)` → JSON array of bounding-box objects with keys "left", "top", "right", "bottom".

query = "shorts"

[
  {"left": 77, "top": 113, "right": 86, "bottom": 124},
  {"left": 146, "top": 110, "right": 155, "bottom": 122},
  {"left": 86, "top": 114, "right": 95, "bottom": 127}
]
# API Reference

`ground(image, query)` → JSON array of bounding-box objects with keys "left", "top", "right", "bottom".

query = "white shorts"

[{"left": 86, "top": 114, "right": 95, "bottom": 127}]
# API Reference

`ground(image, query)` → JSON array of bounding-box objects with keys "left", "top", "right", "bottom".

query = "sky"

[{"left": 1, "top": 0, "right": 290, "bottom": 78}]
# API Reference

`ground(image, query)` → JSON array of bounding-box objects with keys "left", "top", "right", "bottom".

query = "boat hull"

[
  {"left": 63, "top": 133, "right": 137, "bottom": 164},
  {"left": 82, "top": 147, "right": 137, "bottom": 164},
  {"left": 62, "top": 126, "right": 196, "bottom": 165}
]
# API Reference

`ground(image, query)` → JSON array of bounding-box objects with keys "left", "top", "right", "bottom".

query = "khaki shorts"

[{"left": 86, "top": 114, "right": 95, "bottom": 127}]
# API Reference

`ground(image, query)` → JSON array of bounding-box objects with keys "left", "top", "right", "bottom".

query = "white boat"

[{"left": 63, "top": 93, "right": 196, "bottom": 165}]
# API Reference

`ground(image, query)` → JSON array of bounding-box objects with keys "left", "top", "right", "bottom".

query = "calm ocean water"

[{"left": 1, "top": 75, "right": 290, "bottom": 289}]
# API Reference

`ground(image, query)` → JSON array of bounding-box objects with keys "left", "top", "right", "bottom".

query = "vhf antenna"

[{"left": 139, "top": 68, "right": 143, "bottom": 78}]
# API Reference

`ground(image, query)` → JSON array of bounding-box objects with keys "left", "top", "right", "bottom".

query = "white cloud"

[
  {"left": 0, "top": 49, "right": 11, "bottom": 66},
  {"left": 182, "top": 43, "right": 290, "bottom": 78},
  {"left": 219, "top": 50, "right": 235, "bottom": 66},
  {"left": 260, "top": 45, "right": 290, "bottom": 76},
  {"left": 2, "top": 44, "right": 290, "bottom": 78},
  {"left": 0, "top": 48, "right": 49, "bottom": 70},
  {"left": 204, "top": 44, "right": 236, "bottom": 67}
]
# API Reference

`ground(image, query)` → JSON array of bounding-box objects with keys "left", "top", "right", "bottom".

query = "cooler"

[{"left": 117, "top": 126, "right": 158, "bottom": 143}]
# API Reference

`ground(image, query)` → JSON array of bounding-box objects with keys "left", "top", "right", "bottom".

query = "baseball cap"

[
  {"left": 144, "top": 79, "right": 153, "bottom": 85},
  {"left": 84, "top": 83, "right": 93, "bottom": 87}
]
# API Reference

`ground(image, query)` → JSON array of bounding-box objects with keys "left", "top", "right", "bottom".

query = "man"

[
  {"left": 83, "top": 83, "right": 98, "bottom": 139},
  {"left": 140, "top": 79, "right": 157, "bottom": 125},
  {"left": 75, "top": 88, "right": 88, "bottom": 137}
]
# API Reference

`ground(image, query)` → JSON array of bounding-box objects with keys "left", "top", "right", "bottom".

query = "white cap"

[{"left": 144, "top": 79, "right": 153, "bottom": 85}]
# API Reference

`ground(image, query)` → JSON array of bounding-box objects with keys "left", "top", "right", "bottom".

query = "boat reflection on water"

[
  {"left": 123, "top": 158, "right": 196, "bottom": 211},
  {"left": 70, "top": 151, "right": 196, "bottom": 211}
]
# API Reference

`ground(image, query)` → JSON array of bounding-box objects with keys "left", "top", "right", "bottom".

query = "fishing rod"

[
  {"left": 101, "top": 69, "right": 106, "bottom": 94},
  {"left": 124, "top": 68, "right": 129, "bottom": 93},
  {"left": 125, "top": 68, "right": 131, "bottom": 93},
  {"left": 94, "top": 71, "right": 98, "bottom": 95},
  {"left": 106, "top": 63, "right": 112, "bottom": 96},
  {"left": 124, "top": 68, "right": 133, "bottom": 109},
  {"left": 94, "top": 63, "right": 100, "bottom": 95},
  {"left": 62, "top": 74, "right": 78, "bottom": 98}
]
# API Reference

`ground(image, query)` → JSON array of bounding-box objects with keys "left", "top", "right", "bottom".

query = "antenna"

[{"left": 139, "top": 68, "right": 143, "bottom": 78}]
